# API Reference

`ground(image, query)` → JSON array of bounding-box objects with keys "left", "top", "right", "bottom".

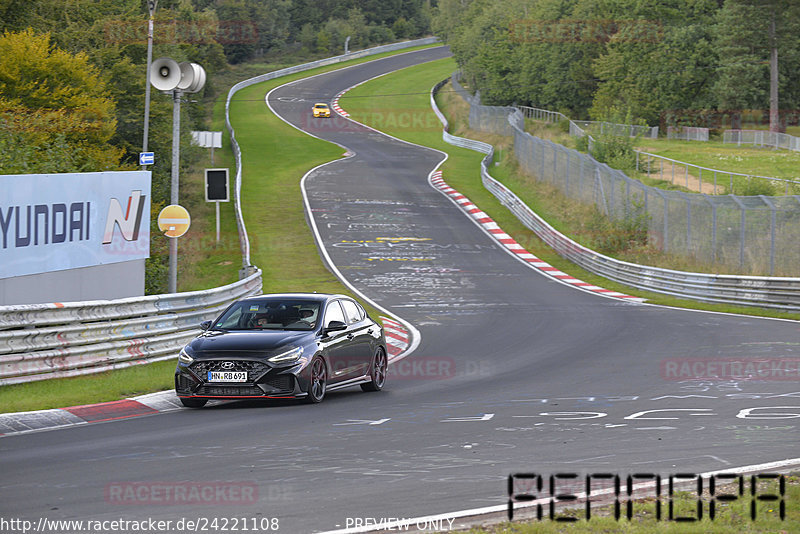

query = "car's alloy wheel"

[
  {"left": 180, "top": 397, "right": 208, "bottom": 408},
  {"left": 361, "top": 347, "right": 387, "bottom": 392},
  {"left": 306, "top": 357, "right": 327, "bottom": 403}
]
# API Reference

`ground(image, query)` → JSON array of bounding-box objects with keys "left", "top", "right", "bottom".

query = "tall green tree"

[
  {"left": 590, "top": 0, "right": 719, "bottom": 125},
  {"left": 714, "top": 0, "right": 800, "bottom": 131},
  {"left": 0, "top": 29, "right": 123, "bottom": 173}
]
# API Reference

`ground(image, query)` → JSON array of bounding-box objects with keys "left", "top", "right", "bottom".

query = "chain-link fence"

[
  {"left": 667, "top": 126, "right": 709, "bottom": 141},
  {"left": 573, "top": 120, "right": 658, "bottom": 139},
  {"left": 450, "top": 73, "right": 800, "bottom": 276},
  {"left": 724, "top": 129, "right": 800, "bottom": 151}
]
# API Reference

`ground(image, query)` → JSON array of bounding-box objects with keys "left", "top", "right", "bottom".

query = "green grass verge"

[
  {"left": 0, "top": 43, "right": 439, "bottom": 414},
  {"left": 466, "top": 476, "right": 799, "bottom": 533},
  {"left": 634, "top": 138, "right": 800, "bottom": 195},
  {"left": 0, "top": 361, "right": 178, "bottom": 414},
  {"left": 338, "top": 58, "right": 800, "bottom": 322}
]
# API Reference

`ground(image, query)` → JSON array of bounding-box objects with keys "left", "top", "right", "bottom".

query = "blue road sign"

[{"left": 139, "top": 152, "right": 155, "bottom": 165}]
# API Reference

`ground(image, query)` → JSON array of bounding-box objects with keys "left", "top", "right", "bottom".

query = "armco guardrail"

[
  {"left": 0, "top": 270, "right": 262, "bottom": 385},
  {"left": 226, "top": 37, "right": 440, "bottom": 270},
  {"left": 431, "top": 78, "right": 800, "bottom": 312}
]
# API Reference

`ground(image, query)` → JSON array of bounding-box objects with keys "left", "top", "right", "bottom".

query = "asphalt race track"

[{"left": 2, "top": 46, "right": 799, "bottom": 533}]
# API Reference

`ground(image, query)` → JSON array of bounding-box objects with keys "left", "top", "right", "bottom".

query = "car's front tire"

[
  {"left": 306, "top": 357, "right": 327, "bottom": 403},
  {"left": 361, "top": 347, "right": 387, "bottom": 392},
  {"left": 180, "top": 397, "right": 208, "bottom": 408}
]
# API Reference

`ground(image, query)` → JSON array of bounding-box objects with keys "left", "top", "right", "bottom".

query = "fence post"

[
  {"left": 760, "top": 195, "right": 777, "bottom": 276},
  {"left": 731, "top": 195, "right": 747, "bottom": 271},
  {"left": 663, "top": 195, "right": 669, "bottom": 253},
  {"left": 685, "top": 194, "right": 691, "bottom": 255},
  {"left": 540, "top": 142, "right": 555, "bottom": 181},
  {"left": 553, "top": 145, "right": 558, "bottom": 179},
  {"left": 708, "top": 196, "right": 717, "bottom": 263},
  {"left": 625, "top": 175, "right": 630, "bottom": 216}
]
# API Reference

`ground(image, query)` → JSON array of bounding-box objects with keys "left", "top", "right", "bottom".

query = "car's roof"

[
  {"left": 314, "top": 102, "right": 329, "bottom": 106},
  {"left": 240, "top": 293, "right": 347, "bottom": 302}
]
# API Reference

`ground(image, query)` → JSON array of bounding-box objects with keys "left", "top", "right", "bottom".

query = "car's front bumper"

[{"left": 175, "top": 359, "right": 307, "bottom": 399}]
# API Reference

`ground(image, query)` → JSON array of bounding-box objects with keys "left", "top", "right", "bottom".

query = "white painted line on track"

[{"left": 318, "top": 457, "right": 800, "bottom": 533}]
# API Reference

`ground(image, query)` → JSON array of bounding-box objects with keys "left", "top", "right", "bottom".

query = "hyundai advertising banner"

[{"left": 0, "top": 171, "right": 151, "bottom": 278}]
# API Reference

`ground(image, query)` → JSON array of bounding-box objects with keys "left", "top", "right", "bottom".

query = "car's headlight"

[
  {"left": 268, "top": 346, "right": 303, "bottom": 364},
  {"left": 178, "top": 348, "right": 194, "bottom": 364}
]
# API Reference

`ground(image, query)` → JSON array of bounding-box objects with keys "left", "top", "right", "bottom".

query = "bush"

[
  {"left": 589, "top": 132, "right": 637, "bottom": 174},
  {"left": 739, "top": 178, "right": 776, "bottom": 196},
  {"left": 585, "top": 202, "right": 649, "bottom": 255}
]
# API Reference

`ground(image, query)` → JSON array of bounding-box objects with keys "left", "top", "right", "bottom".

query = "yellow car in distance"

[{"left": 312, "top": 103, "right": 331, "bottom": 118}]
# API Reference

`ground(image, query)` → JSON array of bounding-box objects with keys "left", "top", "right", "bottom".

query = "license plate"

[{"left": 208, "top": 371, "right": 247, "bottom": 382}]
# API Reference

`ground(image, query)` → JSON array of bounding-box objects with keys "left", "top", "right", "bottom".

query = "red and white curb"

[
  {"left": 380, "top": 316, "right": 410, "bottom": 360},
  {"left": 430, "top": 171, "right": 645, "bottom": 302},
  {"left": 0, "top": 391, "right": 182, "bottom": 437},
  {"left": 331, "top": 87, "right": 353, "bottom": 118},
  {"left": 332, "top": 78, "right": 372, "bottom": 118}
]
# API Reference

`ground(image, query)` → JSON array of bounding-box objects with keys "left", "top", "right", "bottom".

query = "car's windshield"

[
  {"left": 315, "top": 104, "right": 327, "bottom": 108},
  {"left": 213, "top": 299, "right": 321, "bottom": 331}
]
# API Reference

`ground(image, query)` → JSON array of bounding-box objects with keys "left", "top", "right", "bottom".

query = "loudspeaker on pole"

[
  {"left": 150, "top": 57, "right": 181, "bottom": 91},
  {"left": 177, "top": 62, "right": 206, "bottom": 93}
]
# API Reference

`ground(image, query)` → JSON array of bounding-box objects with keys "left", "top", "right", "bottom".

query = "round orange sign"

[{"left": 157, "top": 205, "right": 191, "bottom": 238}]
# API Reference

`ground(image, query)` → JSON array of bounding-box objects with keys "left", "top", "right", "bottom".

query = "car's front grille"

[
  {"left": 195, "top": 385, "right": 265, "bottom": 397},
  {"left": 191, "top": 360, "right": 269, "bottom": 382}
]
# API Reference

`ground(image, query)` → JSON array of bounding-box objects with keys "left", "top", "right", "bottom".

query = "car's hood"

[{"left": 188, "top": 330, "right": 310, "bottom": 355}]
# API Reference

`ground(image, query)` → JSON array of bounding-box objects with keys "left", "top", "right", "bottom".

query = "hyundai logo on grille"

[{"left": 221, "top": 361, "right": 235, "bottom": 370}]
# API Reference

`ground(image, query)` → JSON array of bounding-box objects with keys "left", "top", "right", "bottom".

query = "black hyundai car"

[{"left": 175, "top": 293, "right": 388, "bottom": 407}]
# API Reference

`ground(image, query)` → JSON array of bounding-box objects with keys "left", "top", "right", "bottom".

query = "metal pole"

[
  {"left": 169, "top": 89, "right": 181, "bottom": 294},
  {"left": 216, "top": 201, "right": 221, "bottom": 244},
  {"left": 711, "top": 202, "right": 717, "bottom": 263},
  {"left": 686, "top": 197, "right": 691, "bottom": 255},
  {"left": 663, "top": 196, "right": 669, "bottom": 252},
  {"left": 141, "top": 12, "right": 155, "bottom": 169}
]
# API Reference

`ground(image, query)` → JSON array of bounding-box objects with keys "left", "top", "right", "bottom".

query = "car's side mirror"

[
  {"left": 323, "top": 320, "right": 347, "bottom": 335},
  {"left": 200, "top": 320, "right": 212, "bottom": 330}
]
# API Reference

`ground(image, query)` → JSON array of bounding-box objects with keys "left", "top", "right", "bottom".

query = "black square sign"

[{"left": 205, "top": 168, "right": 229, "bottom": 202}]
